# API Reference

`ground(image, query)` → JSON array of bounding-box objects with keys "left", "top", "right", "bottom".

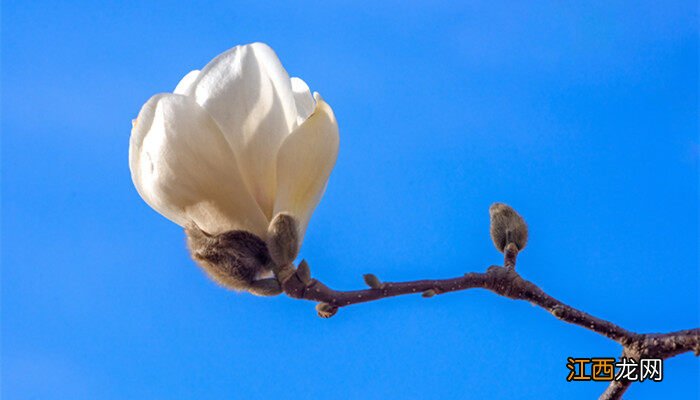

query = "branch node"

[{"left": 296, "top": 259, "right": 311, "bottom": 284}]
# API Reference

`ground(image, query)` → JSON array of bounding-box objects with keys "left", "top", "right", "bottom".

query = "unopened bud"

[
  {"left": 267, "top": 212, "right": 299, "bottom": 267},
  {"left": 316, "top": 302, "right": 338, "bottom": 318},
  {"left": 422, "top": 289, "right": 436, "bottom": 298},
  {"left": 489, "top": 203, "right": 528, "bottom": 253},
  {"left": 363, "top": 274, "right": 383, "bottom": 289},
  {"left": 551, "top": 305, "right": 565, "bottom": 319}
]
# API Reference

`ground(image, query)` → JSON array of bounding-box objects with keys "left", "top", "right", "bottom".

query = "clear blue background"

[{"left": 3, "top": 1, "right": 698, "bottom": 399}]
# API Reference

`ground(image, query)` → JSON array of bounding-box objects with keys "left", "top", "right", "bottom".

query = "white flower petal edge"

[
  {"left": 183, "top": 43, "right": 300, "bottom": 219},
  {"left": 291, "top": 77, "right": 315, "bottom": 126},
  {"left": 129, "top": 93, "right": 269, "bottom": 237},
  {"left": 173, "top": 70, "right": 200, "bottom": 95},
  {"left": 274, "top": 93, "right": 340, "bottom": 244}
]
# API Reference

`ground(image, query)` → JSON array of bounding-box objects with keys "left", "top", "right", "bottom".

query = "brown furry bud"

[
  {"left": 363, "top": 274, "right": 383, "bottom": 289},
  {"left": 267, "top": 212, "right": 299, "bottom": 267},
  {"left": 184, "top": 224, "right": 280, "bottom": 296},
  {"left": 489, "top": 203, "right": 528, "bottom": 253},
  {"left": 316, "top": 302, "right": 338, "bottom": 318}
]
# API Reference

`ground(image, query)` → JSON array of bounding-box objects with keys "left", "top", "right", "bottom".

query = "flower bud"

[
  {"left": 267, "top": 212, "right": 299, "bottom": 267},
  {"left": 363, "top": 274, "right": 383, "bottom": 289},
  {"left": 316, "top": 302, "right": 338, "bottom": 318},
  {"left": 489, "top": 203, "right": 528, "bottom": 253}
]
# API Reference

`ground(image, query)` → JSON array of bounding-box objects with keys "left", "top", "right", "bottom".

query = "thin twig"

[{"left": 280, "top": 262, "right": 700, "bottom": 399}]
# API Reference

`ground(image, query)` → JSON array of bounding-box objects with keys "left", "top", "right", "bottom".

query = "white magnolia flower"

[{"left": 129, "top": 42, "right": 339, "bottom": 247}]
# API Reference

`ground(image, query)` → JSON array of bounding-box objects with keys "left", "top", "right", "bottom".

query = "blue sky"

[{"left": 2, "top": 1, "right": 698, "bottom": 399}]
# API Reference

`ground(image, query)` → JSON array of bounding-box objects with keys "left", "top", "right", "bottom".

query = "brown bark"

[{"left": 279, "top": 251, "right": 699, "bottom": 399}]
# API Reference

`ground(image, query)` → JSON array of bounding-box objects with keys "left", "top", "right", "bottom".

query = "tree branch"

[
  {"left": 279, "top": 258, "right": 699, "bottom": 399},
  {"left": 269, "top": 205, "right": 698, "bottom": 398}
]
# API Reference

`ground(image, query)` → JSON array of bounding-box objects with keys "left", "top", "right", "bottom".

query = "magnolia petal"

[
  {"left": 291, "top": 77, "right": 315, "bottom": 126},
  {"left": 185, "top": 43, "right": 298, "bottom": 219},
  {"left": 273, "top": 93, "right": 340, "bottom": 243},
  {"left": 174, "top": 70, "right": 200, "bottom": 95},
  {"left": 129, "top": 93, "right": 269, "bottom": 237}
]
